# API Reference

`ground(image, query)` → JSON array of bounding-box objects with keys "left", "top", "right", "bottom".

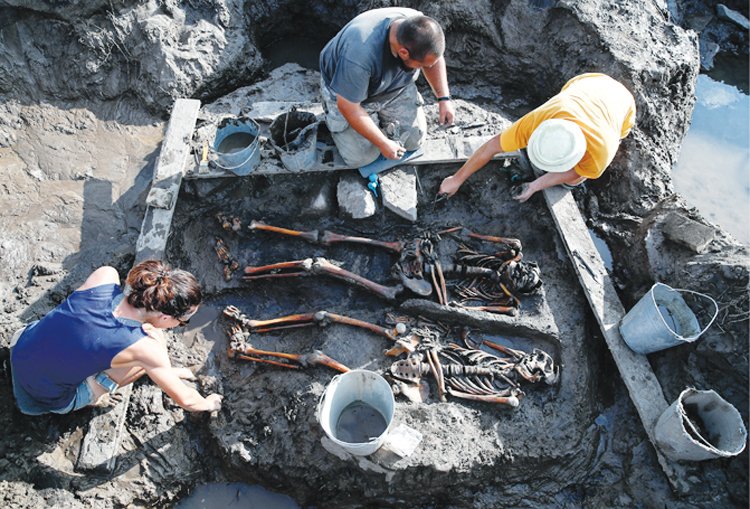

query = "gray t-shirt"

[{"left": 320, "top": 7, "right": 422, "bottom": 103}]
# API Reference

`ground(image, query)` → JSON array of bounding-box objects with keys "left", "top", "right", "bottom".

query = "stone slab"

[
  {"left": 380, "top": 167, "right": 418, "bottom": 222},
  {"left": 662, "top": 211, "right": 716, "bottom": 253},
  {"left": 717, "top": 4, "right": 750, "bottom": 30},
  {"left": 337, "top": 172, "right": 376, "bottom": 219},
  {"left": 77, "top": 98, "right": 201, "bottom": 474},
  {"left": 540, "top": 181, "right": 692, "bottom": 494}
]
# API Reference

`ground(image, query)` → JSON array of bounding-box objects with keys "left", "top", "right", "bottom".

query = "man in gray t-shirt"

[{"left": 320, "top": 8, "right": 455, "bottom": 167}]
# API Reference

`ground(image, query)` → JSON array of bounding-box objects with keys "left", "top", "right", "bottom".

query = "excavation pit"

[{"left": 157, "top": 68, "right": 598, "bottom": 505}]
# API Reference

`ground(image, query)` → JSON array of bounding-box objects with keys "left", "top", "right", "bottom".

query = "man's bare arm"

[
  {"left": 438, "top": 134, "right": 504, "bottom": 196},
  {"left": 421, "top": 57, "right": 455, "bottom": 125}
]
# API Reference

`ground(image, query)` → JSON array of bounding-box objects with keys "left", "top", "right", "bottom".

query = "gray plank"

[
  {"left": 184, "top": 135, "right": 518, "bottom": 179},
  {"left": 77, "top": 98, "right": 201, "bottom": 474},
  {"left": 136, "top": 99, "right": 201, "bottom": 262},
  {"left": 541, "top": 183, "right": 691, "bottom": 493}
]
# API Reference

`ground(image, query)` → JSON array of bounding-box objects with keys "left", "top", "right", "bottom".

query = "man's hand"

[
  {"left": 512, "top": 183, "right": 536, "bottom": 203},
  {"left": 438, "top": 100, "right": 455, "bottom": 126},
  {"left": 438, "top": 174, "right": 462, "bottom": 197},
  {"left": 379, "top": 139, "right": 406, "bottom": 160},
  {"left": 204, "top": 393, "right": 223, "bottom": 412}
]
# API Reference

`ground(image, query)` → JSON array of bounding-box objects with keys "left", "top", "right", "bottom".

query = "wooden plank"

[
  {"left": 77, "top": 98, "right": 201, "bottom": 474},
  {"left": 541, "top": 182, "right": 691, "bottom": 493},
  {"left": 184, "top": 135, "right": 518, "bottom": 179},
  {"left": 136, "top": 99, "right": 201, "bottom": 262}
]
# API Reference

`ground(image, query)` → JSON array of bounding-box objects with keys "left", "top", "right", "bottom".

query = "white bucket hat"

[{"left": 527, "top": 119, "right": 586, "bottom": 173}]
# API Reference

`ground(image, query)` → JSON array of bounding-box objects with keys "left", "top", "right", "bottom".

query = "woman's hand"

[{"left": 204, "top": 393, "right": 223, "bottom": 412}]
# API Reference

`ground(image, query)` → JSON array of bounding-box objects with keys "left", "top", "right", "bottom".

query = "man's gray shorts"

[{"left": 321, "top": 78, "right": 427, "bottom": 168}]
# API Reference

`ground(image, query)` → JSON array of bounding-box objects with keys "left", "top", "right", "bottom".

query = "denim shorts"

[
  {"left": 11, "top": 369, "right": 95, "bottom": 416},
  {"left": 9, "top": 322, "right": 102, "bottom": 416}
]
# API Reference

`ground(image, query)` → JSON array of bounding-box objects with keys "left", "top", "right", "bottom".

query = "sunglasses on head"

[{"left": 172, "top": 309, "right": 196, "bottom": 327}]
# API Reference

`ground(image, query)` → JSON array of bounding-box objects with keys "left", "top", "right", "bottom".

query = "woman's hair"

[{"left": 126, "top": 259, "right": 202, "bottom": 318}]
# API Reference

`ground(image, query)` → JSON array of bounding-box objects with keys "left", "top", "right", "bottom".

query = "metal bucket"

[
  {"left": 317, "top": 369, "right": 395, "bottom": 456},
  {"left": 619, "top": 282, "right": 718, "bottom": 354},
  {"left": 655, "top": 388, "right": 747, "bottom": 461},
  {"left": 212, "top": 117, "right": 261, "bottom": 176},
  {"left": 269, "top": 108, "right": 319, "bottom": 172}
]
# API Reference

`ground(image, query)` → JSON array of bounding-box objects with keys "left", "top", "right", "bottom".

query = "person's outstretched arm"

[
  {"left": 512, "top": 168, "right": 580, "bottom": 202},
  {"left": 438, "top": 134, "right": 505, "bottom": 197},
  {"left": 122, "top": 339, "right": 222, "bottom": 412}
]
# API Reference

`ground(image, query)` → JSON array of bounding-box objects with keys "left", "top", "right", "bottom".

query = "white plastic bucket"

[
  {"left": 619, "top": 283, "right": 718, "bottom": 354},
  {"left": 317, "top": 369, "right": 394, "bottom": 456},
  {"left": 655, "top": 388, "right": 747, "bottom": 461}
]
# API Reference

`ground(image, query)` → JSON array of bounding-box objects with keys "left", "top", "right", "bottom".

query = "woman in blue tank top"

[{"left": 10, "top": 260, "right": 223, "bottom": 415}]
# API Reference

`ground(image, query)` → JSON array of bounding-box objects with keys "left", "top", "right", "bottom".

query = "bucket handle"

[
  {"left": 651, "top": 283, "right": 719, "bottom": 341},
  {"left": 316, "top": 372, "right": 344, "bottom": 426},
  {"left": 211, "top": 145, "right": 260, "bottom": 171}
]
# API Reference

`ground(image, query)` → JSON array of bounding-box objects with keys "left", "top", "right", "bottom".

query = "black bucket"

[{"left": 269, "top": 108, "right": 319, "bottom": 172}]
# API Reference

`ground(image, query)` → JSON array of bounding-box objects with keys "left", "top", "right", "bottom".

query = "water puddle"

[
  {"left": 673, "top": 74, "right": 750, "bottom": 246},
  {"left": 218, "top": 132, "right": 257, "bottom": 154},
  {"left": 335, "top": 400, "right": 388, "bottom": 443},
  {"left": 176, "top": 483, "right": 301, "bottom": 509},
  {"left": 588, "top": 228, "right": 613, "bottom": 272}
]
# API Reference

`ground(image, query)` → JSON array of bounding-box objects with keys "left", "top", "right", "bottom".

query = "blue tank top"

[{"left": 11, "top": 283, "right": 146, "bottom": 410}]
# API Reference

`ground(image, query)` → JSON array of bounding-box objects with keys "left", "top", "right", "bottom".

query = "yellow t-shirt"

[{"left": 500, "top": 73, "right": 636, "bottom": 179}]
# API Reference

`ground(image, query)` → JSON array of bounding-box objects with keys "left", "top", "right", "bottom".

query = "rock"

[
  {"left": 717, "top": 4, "right": 750, "bottom": 30},
  {"left": 662, "top": 211, "right": 716, "bottom": 253},
  {"left": 337, "top": 173, "right": 376, "bottom": 219},
  {"left": 303, "top": 183, "right": 333, "bottom": 217},
  {"left": 379, "top": 166, "right": 418, "bottom": 222},
  {"left": 699, "top": 40, "right": 721, "bottom": 71}
]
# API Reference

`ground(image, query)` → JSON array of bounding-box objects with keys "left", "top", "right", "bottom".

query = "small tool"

[
  {"left": 367, "top": 173, "right": 379, "bottom": 198},
  {"left": 198, "top": 141, "right": 209, "bottom": 174},
  {"left": 433, "top": 192, "right": 449, "bottom": 205}
]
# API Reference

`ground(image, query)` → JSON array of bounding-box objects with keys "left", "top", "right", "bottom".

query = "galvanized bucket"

[
  {"left": 655, "top": 387, "right": 747, "bottom": 461},
  {"left": 317, "top": 369, "right": 394, "bottom": 456},
  {"left": 212, "top": 117, "right": 261, "bottom": 176},
  {"left": 269, "top": 108, "right": 319, "bottom": 172},
  {"left": 619, "top": 282, "right": 718, "bottom": 354}
]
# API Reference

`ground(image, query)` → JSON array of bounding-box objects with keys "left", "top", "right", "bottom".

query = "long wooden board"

[
  {"left": 184, "top": 101, "right": 517, "bottom": 179},
  {"left": 77, "top": 98, "right": 201, "bottom": 474},
  {"left": 184, "top": 135, "right": 518, "bottom": 178},
  {"left": 541, "top": 182, "right": 691, "bottom": 493}
]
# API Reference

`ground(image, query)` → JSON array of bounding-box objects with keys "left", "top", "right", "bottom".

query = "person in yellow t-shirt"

[{"left": 438, "top": 73, "right": 636, "bottom": 202}]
